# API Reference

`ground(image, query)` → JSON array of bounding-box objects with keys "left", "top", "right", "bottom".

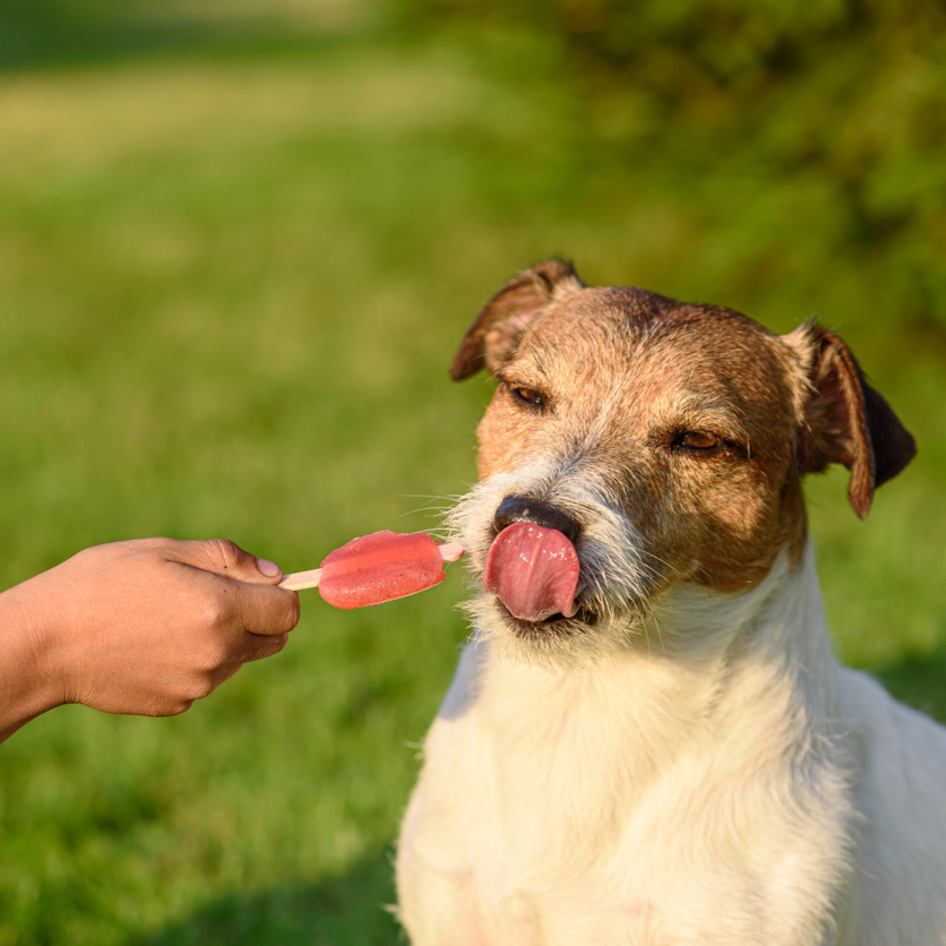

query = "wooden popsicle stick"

[
  {"left": 278, "top": 567, "right": 323, "bottom": 591},
  {"left": 278, "top": 541, "right": 465, "bottom": 593},
  {"left": 437, "top": 541, "right": 465, "bottom": 563}
]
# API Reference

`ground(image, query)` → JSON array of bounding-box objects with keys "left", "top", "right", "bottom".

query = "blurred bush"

[{"left": 385, "top": 0, "right": 946, "bottom": 335}]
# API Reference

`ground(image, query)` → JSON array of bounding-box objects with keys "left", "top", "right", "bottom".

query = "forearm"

[
  {"left": 0, "top": 577, "right": 63, "bottom": 742},
  {"left": 0, "top": 539, "right": 299, "bottom": 743}
]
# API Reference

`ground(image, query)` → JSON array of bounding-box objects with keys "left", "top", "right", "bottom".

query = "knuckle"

[
  {"left": 144, "top": 697, "right": 195, "bottom": 718},
  {"left": 198, "top": 601, "right": 227, "bottom": 633},
  {"left": 288, "top": 593, "right": 301, "bottom": 626},
  {"left": 207, "top": 537, "right": 246, "bottom": 574},
  {"left": 198, "top": 588, "right": 238, "bottom": 632},
  {"left": 169, "top": 697, "right": 197, "bottom": 715},
  {"left": 243, "top": 632, "right": 289, "bottom": 664},
  {"left": 277, "top": 595, "right": 302, "bottom": 633},
  {"left": 198, "top": 637, "right": 233, "bottom": 673},
  {"left": 167, "top": 699, "right": 196, "bottom": 717},
  {"left": 186, "top": 674, "right": 217, "bottom": 702},
  {"left": 268, "top": 633, "right": 290, "bottom": 657}
]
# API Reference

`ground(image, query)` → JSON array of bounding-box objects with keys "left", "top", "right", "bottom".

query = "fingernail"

[{"left": 257, "top": 558, "right": 282, "bottom": 578}]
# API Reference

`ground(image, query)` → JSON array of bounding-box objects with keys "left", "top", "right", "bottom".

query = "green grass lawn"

[{"left": 0, "top": 4, "right": 944, "bottom": 944}]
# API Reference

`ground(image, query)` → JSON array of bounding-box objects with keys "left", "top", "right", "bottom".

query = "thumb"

[{"left": 170, "top": 538, "right": 285, "bottom": 585}]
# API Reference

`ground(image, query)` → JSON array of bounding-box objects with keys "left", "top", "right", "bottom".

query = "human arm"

[{"left": 0, "top": 537, "right": 300, "bottom": 742}]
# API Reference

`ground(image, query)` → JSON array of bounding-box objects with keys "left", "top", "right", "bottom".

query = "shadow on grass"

[
  {"left": 126, "top": 850, "right": 402, "bottom": 946},
  {"left": 0, "top": 0, "right": 346, "bottom": 74},
  {"left": 0, "top": 0, "right": 221, "bottom": 72}
]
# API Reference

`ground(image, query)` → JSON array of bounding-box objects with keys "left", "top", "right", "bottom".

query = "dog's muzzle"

[{"left": 492, "top": 496, "right": 582, "bottom": 544}]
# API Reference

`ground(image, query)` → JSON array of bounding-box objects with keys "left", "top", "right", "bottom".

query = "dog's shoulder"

[{"left": 837, "top": 667, "right": 946, "bottom": 940}]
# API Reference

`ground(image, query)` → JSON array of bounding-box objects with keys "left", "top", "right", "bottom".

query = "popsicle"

[{"left": 279, "top": 530, "right": 464, "bottom": 608}]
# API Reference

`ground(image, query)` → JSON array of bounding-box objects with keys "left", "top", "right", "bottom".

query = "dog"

[{"left": 394, "top": 260, "right": 946, "bottom": 945}]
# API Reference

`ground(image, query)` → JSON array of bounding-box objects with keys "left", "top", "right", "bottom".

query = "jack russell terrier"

[{"left": 395, "top": 260, "right": 946, "bottom": 945}]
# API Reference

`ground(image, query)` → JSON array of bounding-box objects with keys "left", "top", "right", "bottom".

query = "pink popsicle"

[{"left": 279, "top": 531, "right": 464, "bottom": 608}]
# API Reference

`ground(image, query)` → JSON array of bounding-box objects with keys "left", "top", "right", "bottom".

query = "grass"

[{"left": 0, "top": 6, "right": 944, "bottom": 944}]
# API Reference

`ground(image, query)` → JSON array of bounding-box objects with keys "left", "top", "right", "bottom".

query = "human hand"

[{"left": 0, "top": 538, "right": 300, "bottom": 739}]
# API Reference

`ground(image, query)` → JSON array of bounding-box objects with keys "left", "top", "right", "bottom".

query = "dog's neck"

[
  {"left": 464, "top": 539, "right": 846, "bottom": 857},
  {"left": 478, "top": 538, "right": 839, "bottom": 707},
  {"left": 647, "top": 538, "right": 840, "bottom": 713}
]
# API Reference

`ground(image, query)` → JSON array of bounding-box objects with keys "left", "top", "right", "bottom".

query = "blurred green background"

[{"left": 0, "top": 0, "right": 943, "bottom": 942}]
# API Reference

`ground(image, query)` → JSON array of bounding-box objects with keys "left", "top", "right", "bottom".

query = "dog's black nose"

[{"left": 493, "top": 496, "right": 582, "bottom": 544}]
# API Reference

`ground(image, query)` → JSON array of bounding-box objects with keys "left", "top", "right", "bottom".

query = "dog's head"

[{"left": 449, "top": 260, "right": 916, "bottom": 658}]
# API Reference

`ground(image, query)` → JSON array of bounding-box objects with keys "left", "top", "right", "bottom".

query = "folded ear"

[
  {"left": 450, "top": 259, "right": 585, "bottom": 381},
  {"left": 787, "top": 322, "right": 916, "bottom": 518}
]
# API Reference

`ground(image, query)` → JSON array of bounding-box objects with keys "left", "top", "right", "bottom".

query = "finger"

[
  {"left": 167, "top": 538, "right": 286, "bottom": 585},
  {"left": 241, "top": 631, "right": 290, "bottom": 664},
  {"left": 234, "top": 582, "right": 301, "bottom": 636},
  {"left": 204, "top": 633, "right": 290, "bottom": 696}
]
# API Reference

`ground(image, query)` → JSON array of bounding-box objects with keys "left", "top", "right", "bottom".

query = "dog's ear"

[
  {"left": 450, "top": 259, "right": 585, "bottom": 380},
  {"left": 788, "top": 322, "right": 916, "bottom": 518}
]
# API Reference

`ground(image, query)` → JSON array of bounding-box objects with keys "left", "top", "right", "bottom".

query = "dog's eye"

[
  {"left": 674, "top": 430, "right": 721, "bottom": 452},
  {"left": 505, "top": 384, "right": 546, "bottom": 411}
]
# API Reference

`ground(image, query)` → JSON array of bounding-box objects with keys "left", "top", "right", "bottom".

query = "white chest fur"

[{"left": 396, "top": 547, "right": 869, "bottom": 945}]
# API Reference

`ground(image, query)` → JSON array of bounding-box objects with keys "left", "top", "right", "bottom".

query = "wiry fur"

[
  {"left": 449, "top": 465, "right": 654, "bottom": 667},
  {"left": 395, "top": 262, "right": 946, "bottom": 945}
]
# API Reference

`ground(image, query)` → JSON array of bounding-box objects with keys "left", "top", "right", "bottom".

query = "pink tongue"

[{"left": 484, "top": 522, "right": 580, "bottom": 622}]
